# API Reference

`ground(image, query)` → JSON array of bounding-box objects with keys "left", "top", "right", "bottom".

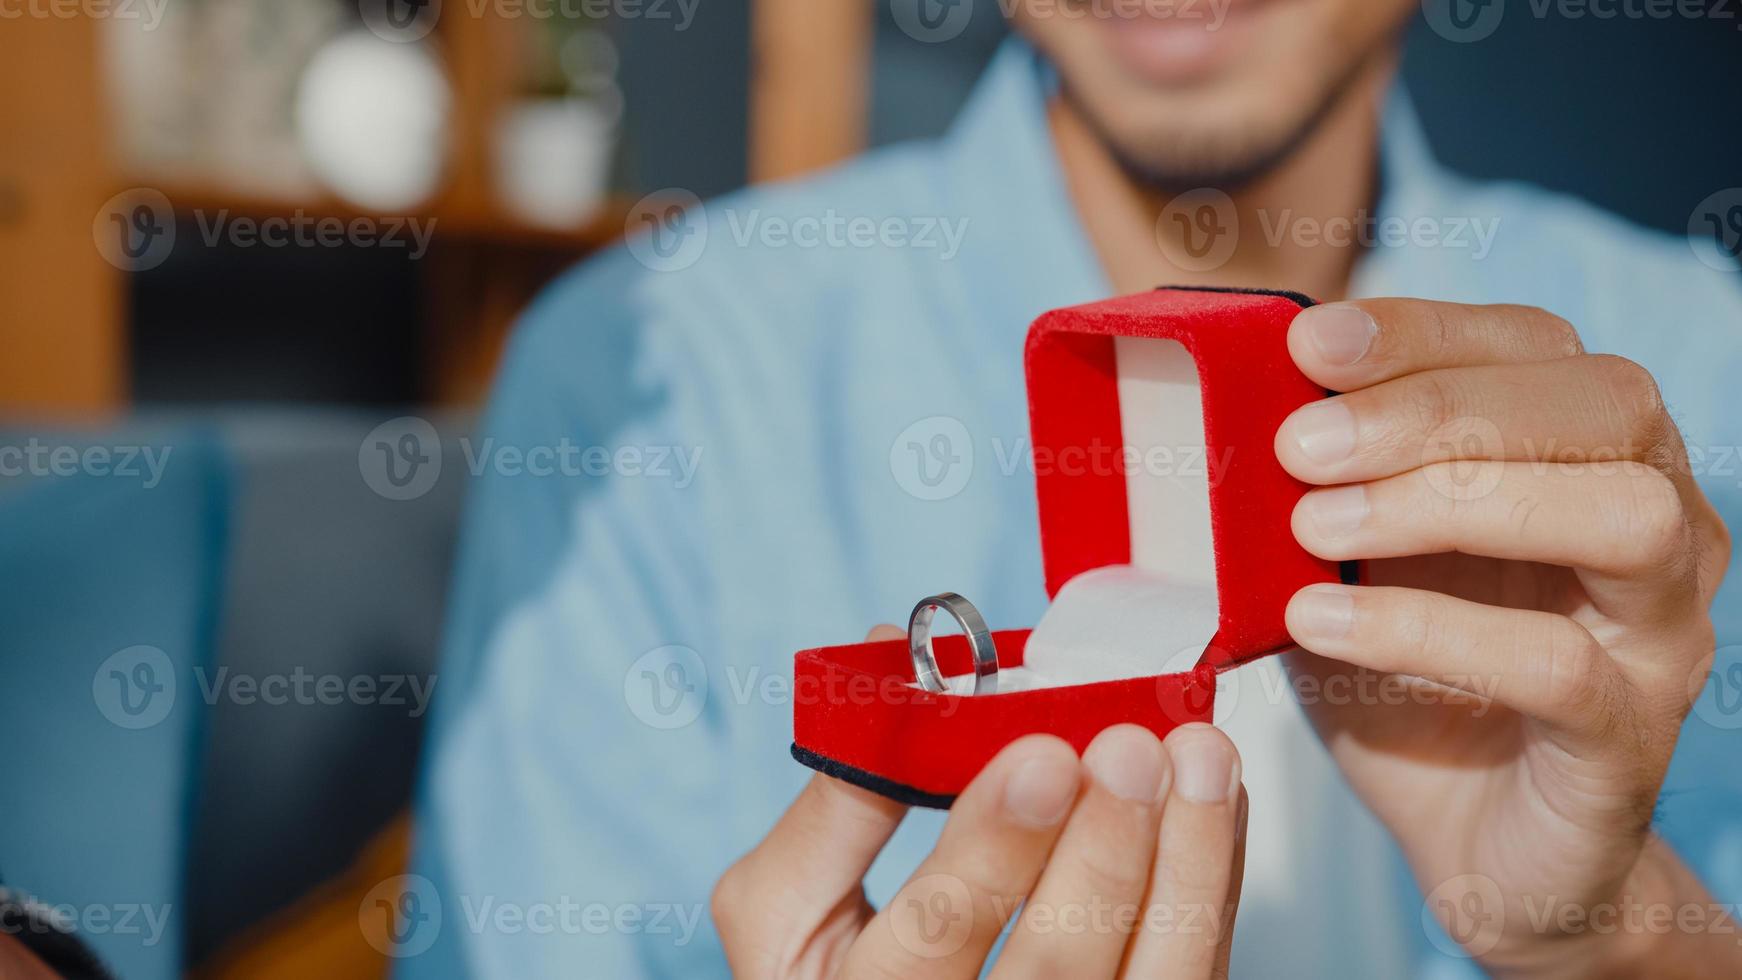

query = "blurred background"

[{"left": 1, "top": 2, "right": 1738, "bottom": 978}]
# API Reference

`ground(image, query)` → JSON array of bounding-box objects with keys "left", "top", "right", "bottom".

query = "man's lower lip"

[{"left": 1101, "top": 2, "right": 1264, "bottom": 83}]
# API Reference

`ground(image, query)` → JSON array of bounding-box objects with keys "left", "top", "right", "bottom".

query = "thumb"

[
  {"left": 712, "top": 627, "right": 909, "bottom": 945},
  {"left": 742, "top": 624, "right": 907, "bottom": 899}
]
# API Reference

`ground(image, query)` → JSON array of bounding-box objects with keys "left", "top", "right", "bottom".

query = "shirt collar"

[{"left": 937, "top": 37, "right": 1455, "bottom": 309}]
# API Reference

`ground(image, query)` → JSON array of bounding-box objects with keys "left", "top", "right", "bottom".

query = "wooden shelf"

[{"left": 135, "top": 176, "right": 630, "bottom": 253}]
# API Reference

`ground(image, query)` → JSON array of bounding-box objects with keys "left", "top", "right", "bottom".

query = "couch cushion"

[{"left": 0, "top": 428, "right": 230, "bottom": 980}]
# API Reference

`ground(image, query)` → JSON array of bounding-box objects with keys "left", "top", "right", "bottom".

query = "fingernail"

[
  {"left": 1003, "top": 752, "right": 1080, "bottom": 827},
  {"left": 1166, "top": 726, "right": 1239, "bottom": 805},
  {"left": 1291, "top": 585, "right": 1355, "bottom": 642},
  {"left": 1083, "top": 726, "right": 1169, "bottom": 804},
  {"left": 1301, "top": 484, "right": 1369, "bottom": 538},
  {"left": 1300, "top": 305, "right": 1377, "bottom": 366},
  {"left": 1288, "top": 400, "right": 1358, "bottom": 465}
]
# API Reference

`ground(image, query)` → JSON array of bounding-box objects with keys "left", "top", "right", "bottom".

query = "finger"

[
  {"left": 1289, "top": 299, "right": 1583, "bottom": 392},
  {"left": 1291, "top": 461, "right": 1698, "bottom": 624},
  {"left": 713, "top": 771, "right": 908, "bottom": 967},
  {"left": 1274, "top": 356, "right": 1729, "bottom": 594},
  {"left": 1287, "top": 584, "right": 1639, "bottom": 745},
  {"left": 843, "top": 734, "right": 1082, "bottom": 980},
  {"left": 1275, "top": 355, "right": 1686, "bottom": 488},
  {"left": 1120, "top": 725, "right": 1245, "bottom": 980},
  {"left": 1211, "top": 788, "right": 1248, "bottom": 980},
  {"left": 712, "top": 624, "right": 906, "bottom": 967},
  {"left": 992, "top": 725, "right": 1171, "bottom": 980},
  {"left": 1289, "top": 304, "right": 1735, "bottom": 598}
]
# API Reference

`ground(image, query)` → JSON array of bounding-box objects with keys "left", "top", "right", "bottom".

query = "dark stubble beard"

[{"left": 1057, "top": 42, "right": 1391, "bottom": 197}]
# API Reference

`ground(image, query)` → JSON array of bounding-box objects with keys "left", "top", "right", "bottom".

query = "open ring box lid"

[{"left": 792, "top": 287, "right": 1349, "bottom": 807}]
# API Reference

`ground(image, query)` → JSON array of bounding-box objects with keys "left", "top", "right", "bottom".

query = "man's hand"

[
  {"left": 1276, "top": 299, "right": 1736, "bottom": 977},
  {"left": 715, "top": 630, "right": 1249, "bottom": 979}
]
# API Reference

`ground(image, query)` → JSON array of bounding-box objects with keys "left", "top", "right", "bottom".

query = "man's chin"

[
  {"left": 1071, "top": 92, "right": 1333, "bottom": 195},
  {"left": 1062, "top": 42, "right": 1386, "bottom": 196}
]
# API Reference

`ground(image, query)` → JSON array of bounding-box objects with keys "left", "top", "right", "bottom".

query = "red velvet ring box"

[{"left": 791, "top": 287, "right": 1349, "bottom": 807}]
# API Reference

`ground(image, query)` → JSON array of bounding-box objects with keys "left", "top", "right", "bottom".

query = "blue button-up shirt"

[{"left": 402, "top": 41, "right": 1742, "bottom": 979}]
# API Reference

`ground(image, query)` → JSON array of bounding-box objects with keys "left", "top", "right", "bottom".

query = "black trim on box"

[
  {"left": 790, "top": 744, "right": 957, "bottom": 809},
  {"left": 1154, "top": 284, "right": 1317, "bottom": 310}
]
